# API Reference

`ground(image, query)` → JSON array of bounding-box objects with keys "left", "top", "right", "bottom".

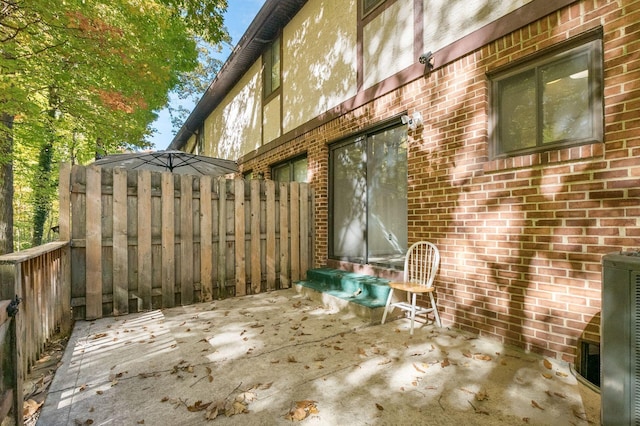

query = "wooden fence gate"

[{"left": 60, "top": 163, "right": 313, "bottom": 319}]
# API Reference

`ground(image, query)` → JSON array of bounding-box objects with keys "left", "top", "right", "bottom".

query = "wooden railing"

[{"left": 0, "top": 241, "right": 72, "bottom": 425}]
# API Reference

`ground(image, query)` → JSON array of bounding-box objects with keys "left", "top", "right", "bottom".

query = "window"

[
  {"left": 272, "top": 156, "right": 307, "bottom": 182},
  {"left": 263, "top": 36, "right": 281, "bottom": 99},
  {"left": 362, "top": 0, "right": 384, "bottom": 16},
  {"left": 329, "top": 124, "right": 407, "bottom": 268},
  {"left": 489, "top": 32, "right": 602, "bottom": 159}
]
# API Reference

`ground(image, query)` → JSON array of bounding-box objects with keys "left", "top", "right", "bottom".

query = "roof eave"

[{"left": 168, "top": 0, "right": 308, "bottom": 151}]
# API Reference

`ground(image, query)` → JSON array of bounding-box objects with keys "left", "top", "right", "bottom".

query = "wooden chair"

[{"left": 381, "top": 241, "right": 442, "bottom": 334}]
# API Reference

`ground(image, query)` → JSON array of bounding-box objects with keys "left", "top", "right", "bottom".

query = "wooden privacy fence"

[
  {"left": 0, "top": 241, "right": 72, "bottom": 425},
  {"left": 60, "top": 163, "right": 313, "bottom": 320}
]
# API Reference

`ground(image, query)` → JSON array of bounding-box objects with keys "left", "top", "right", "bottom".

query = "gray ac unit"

[{"left": 602, "top": 252, "right": 640, "bottom": 425}]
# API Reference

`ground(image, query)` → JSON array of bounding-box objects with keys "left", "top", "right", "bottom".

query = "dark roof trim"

[{"left": 168, "top": 0, "right": 308, "bottom": 150}]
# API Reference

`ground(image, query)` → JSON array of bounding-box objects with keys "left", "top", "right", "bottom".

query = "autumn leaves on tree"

[{"left": 0, "top": 0, "right": 228, "bottom": 253}]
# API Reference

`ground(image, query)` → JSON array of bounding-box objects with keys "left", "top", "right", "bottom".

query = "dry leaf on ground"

[
  {"left": 531, "top": 400, "right": 544, "bottom": 410},
  {"left": 284, "top": 400, "right": 319, "bottom": 421}
]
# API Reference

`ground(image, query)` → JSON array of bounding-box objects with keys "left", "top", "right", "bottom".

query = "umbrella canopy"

[{"left": 92, "top": 150, "right": 238, "bottom": 176}]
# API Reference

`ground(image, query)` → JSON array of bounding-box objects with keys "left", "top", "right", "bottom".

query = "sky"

[{"left": 148, "top": 0, "right": 267, "bottom": 150}]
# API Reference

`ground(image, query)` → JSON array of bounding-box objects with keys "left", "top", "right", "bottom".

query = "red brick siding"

[{"left": 240, "top": 0, "right": 639, "bottom": 362}]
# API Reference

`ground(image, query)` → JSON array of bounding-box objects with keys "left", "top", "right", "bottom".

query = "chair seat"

[{"left": 388, "top": 281, "right": 435, "bottom": 293}]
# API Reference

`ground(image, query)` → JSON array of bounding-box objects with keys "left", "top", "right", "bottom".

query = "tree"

[{"left": 0, "top": 0, "right": 228, "bottom": 253}]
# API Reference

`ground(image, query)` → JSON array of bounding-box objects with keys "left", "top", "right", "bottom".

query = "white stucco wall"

[
  {"left": 263, "top": 95, "right": 281, "bottom": 144},
  {"left": 282, "top": 0, "right": 358, "bottom": 134},
  {"left": 204, "top": 60, "right": 262, "bottom": 160},
  {"left": 362, "top": 0, "right": 414, "bottom": 90},
  {"left": 423, "top": 0, "right": 533, "bottom": 53}
]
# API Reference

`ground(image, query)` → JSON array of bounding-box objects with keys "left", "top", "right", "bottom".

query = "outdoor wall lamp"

[
  {"left": 419, "top": 51, "right": 434, "bottom": 76},
  {"left": 401, "top": 112, "right": 423, "bottom": 130}
]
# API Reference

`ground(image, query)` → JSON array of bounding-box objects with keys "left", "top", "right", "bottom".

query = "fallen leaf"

[
  {"left": 474, "top": 353, "right": 492, "bottom": 361},
  {"left": 475, "top": 389, "right": 488, "bottom": 401},
  {"left": 284, "top": 400, "right": 318, "bottom": 421},
  {"left": 555, "top": 371, "right": 568, "bottom": 378},
  {"left": 543, "top": 359, "right": 553, "bottom": 369},
  {"left": 375, "top": 403, "right": 384, "bottom": 411},
  {"left": 463, "top": 352, "right": 472, "bottom": 358},
  {"left": 358, "top": 348, "right": 367, "bottom": 356},
  {"left": 187, "top": 400, "right": 211, "bottom": 412},
  {"left": 91, "top": 333, "right": 108, "bottom": 340},
  {"left": 441, "top": 358, "right": 450, "bottom": 368},
  {"left": 288, "top": 355, "right": 298, "bottom": 363},
  {"left": 413, "top": 363, "right": 425, "bottom": 373},
  {"left": 226, "top": 401, "right": 248, "bottom": 416},
  {"left": 236, "top": 391, "right": 256, "bottom": 403},
  {"left": 542, "top": 372, "right": 553, "bottom": 379},
  {"left": 23, "top": 399, "right": 43, "bottom": 417},
  {"left": 205, "top": 406, "right": 219, "bottom": 420},
  {"left": 333, "top": 346, "right": 343, "bottom": 351},
  {"left": 285, "top": 406, "right": 308, "bottom": 421},
  {"left": 531, "top": 400, "right": 544, "bottom": 410}
]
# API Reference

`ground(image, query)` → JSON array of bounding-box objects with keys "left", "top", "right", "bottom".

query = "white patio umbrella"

[{"left": 92, "top": 150, "right": 238, "bottom": 176}]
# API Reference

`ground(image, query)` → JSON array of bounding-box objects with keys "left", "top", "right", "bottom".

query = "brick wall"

[{"left": 240, "top": 0, "right": 639, "bottom": 362}]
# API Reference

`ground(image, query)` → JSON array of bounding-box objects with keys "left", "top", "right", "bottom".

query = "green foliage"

[{"left": 0, "top": 0, "right": 229, "bottom": 250}]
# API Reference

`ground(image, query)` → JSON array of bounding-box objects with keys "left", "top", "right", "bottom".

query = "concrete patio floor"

[{"left": 38, "top": 289, "right": 600, "bottom": 425}]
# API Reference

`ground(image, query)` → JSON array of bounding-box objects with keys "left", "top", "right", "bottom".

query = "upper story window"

[
  {"left": 263, "top": 36, "right": 281, "bottom": 99},
  {"left": 489, "top": 31, "right": 603, "bottom": 159},
  {"left": 272, "top": 156, "right": 307, "bottom": 182},
  {"left": 362, "top": 0, "right": 384, "bottom": 17}
]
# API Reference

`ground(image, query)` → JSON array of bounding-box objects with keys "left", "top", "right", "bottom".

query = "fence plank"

[
  {"left": 180, "top": 176, "right": 194, "bottom": 305},
  {"left": 58, "top": 163, "right": 71, "bottom": 241},
  {"left": 234, "top": 178, "right": 245, "bottom": 296},
  {"left": 161, "top": 173, "right": 175, "bottom": 307},
  {"left": 85, "top": 166, "right": 102, "bottom": 319},
  {"left": 217, "top": 178, "right": 227, "bottom": 296},
  {"left": 200, "top": 176, "right": 213, "bottom": 301},
  {"left": 299, "top": 184, "right": 309, "bottom": 280},
  {"left": 290, "top": 182, "right": 300, "bottom": 283},
  {"left": 112, "top": 169, "right": 128, "bottom": 315},
  {"left": 250, "top": 180, "right": 261, "bottom": 294},
  {"left": 137, "top": 170, "right": 152, "bottom": 311},
  {"left": 279, "top": 182, "right": 289, "bottom": 289},
  {"left": 265, "top": 180, "right": 276, "bottom": 291}
]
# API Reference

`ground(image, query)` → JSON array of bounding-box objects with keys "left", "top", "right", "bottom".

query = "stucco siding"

[
  {"left": 263, "top": 95, "right": 281, "bottom": 144},
  {"left": 422, "top": 0, "right": 533, "bottom": 53},
  {"left": 204, "top": 60, "right": 262, "bottom": 159},
  {"left": 282, "top": 0, "right": 358, "bottom": 134},
  {"left": 363, "top": 0, "right": 414, "bottom": 90}
]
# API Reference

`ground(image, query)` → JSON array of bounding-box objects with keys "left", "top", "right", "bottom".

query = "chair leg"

[
  {"left": 410, "top": 292, "right": 417, "bottom": 335},
  {"left": 429, "top": 292, "right": 442, "bottom": 327},
  {"left": 381, "top": 288, "right": 394, "bottom": 325}
]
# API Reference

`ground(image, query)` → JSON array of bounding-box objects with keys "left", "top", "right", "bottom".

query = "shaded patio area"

[{"left": 39, "top": 289, "right": 600, "bottom": 425}]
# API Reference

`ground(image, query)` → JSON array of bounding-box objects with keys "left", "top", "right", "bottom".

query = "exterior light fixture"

[
  {"left": 419, "top": 51, "right": 434, "bottom": 75},
  {"left": 401, "top": 112, "right": 423, "bottom": 130}
]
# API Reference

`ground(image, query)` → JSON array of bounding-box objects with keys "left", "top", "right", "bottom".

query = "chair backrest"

[{"left": 403, "top": 241, "right": 440, "bottom": 288}]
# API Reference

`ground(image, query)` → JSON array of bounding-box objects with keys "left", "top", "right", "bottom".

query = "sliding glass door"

[{"left": 330, "top": 124, "right": 407, "bottom": 267}]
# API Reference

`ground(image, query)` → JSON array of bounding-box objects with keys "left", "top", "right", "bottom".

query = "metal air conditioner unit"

[{"left": 602, "top": 251, "right": 640, "bottom": 425}]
